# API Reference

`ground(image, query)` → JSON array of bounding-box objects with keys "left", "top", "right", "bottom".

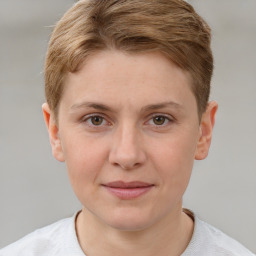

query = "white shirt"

[{"left": 0, "top": 211, "right": 255, "bottom": 256}]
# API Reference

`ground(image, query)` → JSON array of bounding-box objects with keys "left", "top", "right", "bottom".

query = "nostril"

[{"left": 119, "top": 162, "right": 140, "bottom": 170}]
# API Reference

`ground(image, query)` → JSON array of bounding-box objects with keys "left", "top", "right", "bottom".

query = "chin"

[
  {"left": 109, "top": 220, "right": 151, "bottom": 232},
  {"left": 103, "top": 209, "right": 156, "bottom": 232}
]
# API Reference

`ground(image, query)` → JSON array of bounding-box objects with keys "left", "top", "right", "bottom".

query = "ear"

[
  {"left": 195, "top": 101, "right": 218, "bottom": 160},
  {"left": 42, "top": 103, "right": 65, "bottom": 162}
]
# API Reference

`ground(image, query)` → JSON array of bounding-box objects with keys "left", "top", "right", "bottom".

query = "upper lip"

[{"left": 103, "top": 181, "right": 154, "bottom": 188}]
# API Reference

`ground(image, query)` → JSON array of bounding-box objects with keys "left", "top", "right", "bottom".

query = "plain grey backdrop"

[{"left": 0, "top": 0, "right": 255, "bottom": 252}]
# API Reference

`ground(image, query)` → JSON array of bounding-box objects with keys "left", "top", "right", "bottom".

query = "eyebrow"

[
  {"left": 141, "top": 101, "right": 183, "bottom": 112},
  {"left": 70, "top": 102, "right": 113, "bottom": 112},
  {"left": 70, "top": 101, "right": 183, "bottom": 113}
]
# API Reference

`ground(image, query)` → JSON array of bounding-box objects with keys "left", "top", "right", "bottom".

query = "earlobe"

[
  {"left": 42, "top": 103, "right": 65, "bottom": 162},
  {"left": 195, "top": 101, "right": 218, "bottom": 160}
]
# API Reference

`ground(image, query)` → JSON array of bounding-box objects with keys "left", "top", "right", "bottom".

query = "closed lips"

[
  {"left": 102, "top": 181, "right": 154, "bottom": 200},
  {"left": 103, "top": 181, "right": 154, "bottom": 188}
]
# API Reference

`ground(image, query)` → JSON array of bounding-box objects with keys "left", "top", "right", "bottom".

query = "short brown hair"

[{"left": 45, "top": 0, "right": 213, "bottom": 118}]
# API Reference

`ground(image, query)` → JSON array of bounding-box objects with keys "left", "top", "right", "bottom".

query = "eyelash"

[{"left": 81, "top": 113, "right": 174, "bottom": 129}]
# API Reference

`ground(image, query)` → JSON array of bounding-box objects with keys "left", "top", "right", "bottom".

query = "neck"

[{"left": 76, "top": 204, "right": 194, "bottom": 256}]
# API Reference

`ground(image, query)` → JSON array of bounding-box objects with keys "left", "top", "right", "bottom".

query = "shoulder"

[
  {"left": 197, "top": 218, "right": 255, "bottom": 256},
  {"left": 0, "top": 213, "right": 84, "bottom": 256},
  {"left": 183, "top": 211, "right": 255, "bottom": 256}
]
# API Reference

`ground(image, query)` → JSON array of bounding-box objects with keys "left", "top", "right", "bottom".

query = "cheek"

[
  {"left": 148, "top": 131, "right": 197, "bottom": 190},
  {"left": 60, "top": 134, "right": 109, "bottom": 194}
]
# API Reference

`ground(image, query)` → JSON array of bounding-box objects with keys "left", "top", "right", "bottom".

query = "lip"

[{"left": 102, "top": 181, "right": 154, "bottom": 200}]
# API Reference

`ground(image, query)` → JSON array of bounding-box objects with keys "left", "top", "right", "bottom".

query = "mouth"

[{"left": 102, "top": 181, "right": 154, "bottom": 200}]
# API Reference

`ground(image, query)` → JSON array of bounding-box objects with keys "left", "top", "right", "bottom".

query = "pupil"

[
  {"left": 154, "top": 116, "right": 165, "bottom": 125},
  {"left": 92, "top": 116, "right": 103, "bottom": 125}
]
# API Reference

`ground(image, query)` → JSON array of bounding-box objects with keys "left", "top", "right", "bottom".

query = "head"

[
  {"left": 43, "top": 0, "right": 217, "bottom": 232},
  {"left": 45, "top": 0, "right": 213, "bottom": 120}
]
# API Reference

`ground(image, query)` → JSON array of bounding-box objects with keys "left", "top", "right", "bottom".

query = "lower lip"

[{"left": 103, "top": 186, "right": 153, "bottom": 200}]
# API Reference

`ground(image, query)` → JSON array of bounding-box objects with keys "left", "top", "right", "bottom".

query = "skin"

[{"left": 43, "top": 50, "right": 217, "bottom": 256}]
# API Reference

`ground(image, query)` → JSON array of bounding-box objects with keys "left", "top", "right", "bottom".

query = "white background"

[{"left": 0, "top": 0, "right": 255, "bottom": 253}]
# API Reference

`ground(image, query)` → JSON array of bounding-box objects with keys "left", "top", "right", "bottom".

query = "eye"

[
  {"left": 82, "top": 114, "right": 109, "bottom": 127},
  {"left": 147, "top": 114, "right": 173, "bottom": 127},
  {"left": 90, "top": 116, "right": 104, "bottom": 126},
  {"left": 152, "top": 116, "right": 167, "bottom": 125}
]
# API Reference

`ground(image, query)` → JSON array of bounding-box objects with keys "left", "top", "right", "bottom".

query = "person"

[{"left": 0, "top": 0, "right": 255, "bottom": 255}]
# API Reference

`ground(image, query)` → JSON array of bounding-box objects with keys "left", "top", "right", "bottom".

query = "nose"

[{"left": 108, "top": 124, "right": 147, "bottom": 170}]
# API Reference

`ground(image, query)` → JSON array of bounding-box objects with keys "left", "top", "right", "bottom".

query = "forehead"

[{"left": 61, "top": 50, "right": 196, "bottom": 113}]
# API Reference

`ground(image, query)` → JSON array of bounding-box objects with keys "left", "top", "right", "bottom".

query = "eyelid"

[
  {"left": 148, "top": 113, "right": 174, "bottom": 121},
  {"left": 82, "top": 112, "right": 104, "bottom": 120},
  {"left": 151, "top": 113, "right": 174, "bottom": 119}
]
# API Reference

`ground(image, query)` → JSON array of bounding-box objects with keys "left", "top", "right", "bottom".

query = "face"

[{"left": 43, "top": 50, "right": 217, "bottom": 231}]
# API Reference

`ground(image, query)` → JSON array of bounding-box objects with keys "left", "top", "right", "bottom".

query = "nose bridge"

[
  {"left": 119, "top": 123, "right": 138, "bottom": 153},
  {"left": 109, "top": 121, "right": 146, "bottom": 169}
]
